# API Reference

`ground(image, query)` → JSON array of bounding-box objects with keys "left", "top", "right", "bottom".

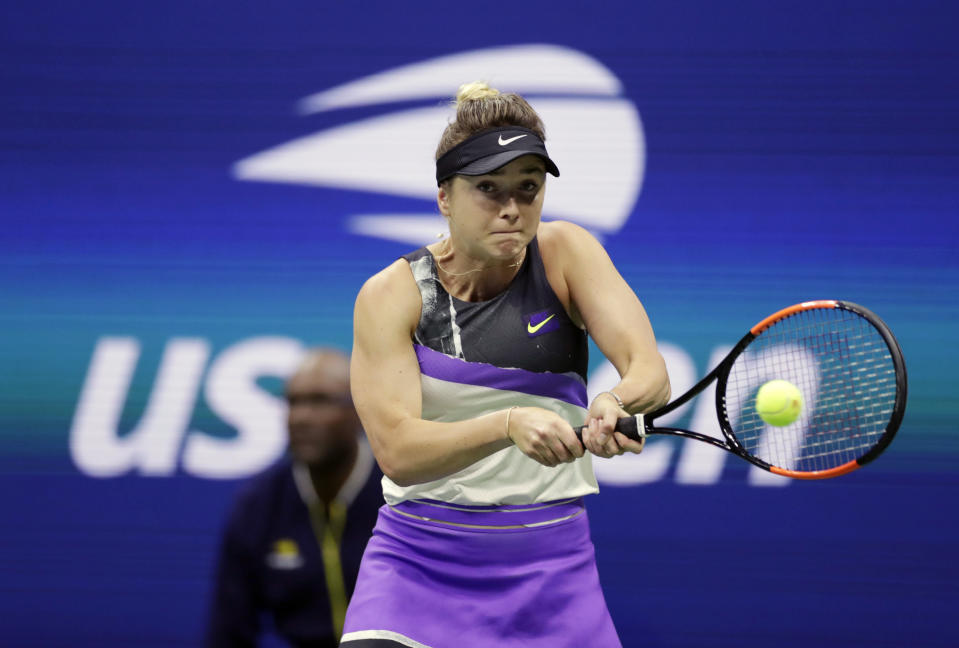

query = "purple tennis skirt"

[{"left": 340, "top": 498, "right": 621, "bottom": 648}]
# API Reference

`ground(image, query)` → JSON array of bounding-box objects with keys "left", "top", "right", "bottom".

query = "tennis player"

[{"left": 341, "top": 82, "right": 670, "bottom": 647}]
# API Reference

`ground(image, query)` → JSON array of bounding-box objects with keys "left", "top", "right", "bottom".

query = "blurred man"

[{"left": 206, "top": 349, "right": 382, "bottom": 648}]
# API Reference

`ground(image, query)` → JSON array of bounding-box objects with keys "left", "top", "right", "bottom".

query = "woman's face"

[{"left": 438, "top": 155, "right": 547, "bottom": 262}]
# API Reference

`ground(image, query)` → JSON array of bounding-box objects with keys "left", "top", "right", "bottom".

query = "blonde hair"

[{"left": 435, "top": 81, "right": 547, "bottom": 160}]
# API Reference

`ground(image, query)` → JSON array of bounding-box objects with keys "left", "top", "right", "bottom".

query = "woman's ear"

[{"left": 437, "top": 183, "right": 451, "bottom": 218}]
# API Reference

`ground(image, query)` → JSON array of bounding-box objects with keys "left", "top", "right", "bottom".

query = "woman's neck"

[{"left": 431, "top": 239, "right": 526, "bottom": 302}]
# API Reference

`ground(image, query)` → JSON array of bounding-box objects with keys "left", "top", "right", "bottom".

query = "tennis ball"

[{"left": 755, "top": 380, "right": 803, "bottom": 426}]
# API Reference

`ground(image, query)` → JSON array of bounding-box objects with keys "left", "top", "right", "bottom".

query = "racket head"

[{"left": 715, "top": 300, "right": 907, "bottom": 479}]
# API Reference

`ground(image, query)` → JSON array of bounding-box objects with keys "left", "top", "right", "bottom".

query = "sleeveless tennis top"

[{"left": 380, "top": 238, "right": 599, "bottom": 506}]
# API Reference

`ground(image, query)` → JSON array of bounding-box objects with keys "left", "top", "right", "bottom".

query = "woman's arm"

[
  {"left": 350, "top": 259, "right": 582, "bottom": 486},
  {"left": 540, "top": 221, "right": 671, "bottom": 455}
]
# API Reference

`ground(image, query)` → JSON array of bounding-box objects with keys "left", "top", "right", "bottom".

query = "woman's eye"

[
  {"left": 517, "top": 182, "right": 540, "bottom": 196},
  {"left": 477, "top": 182, "right": 495, "bottom": 193}
]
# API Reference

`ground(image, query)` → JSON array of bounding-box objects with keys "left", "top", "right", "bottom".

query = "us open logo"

[{"left": 231, "top": 43, "right": 646, "bottom": 245}]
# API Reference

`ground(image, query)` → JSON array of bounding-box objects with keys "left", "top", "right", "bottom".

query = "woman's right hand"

[{"left": 505, "top": 407, "right": 585, "bottom": 467}]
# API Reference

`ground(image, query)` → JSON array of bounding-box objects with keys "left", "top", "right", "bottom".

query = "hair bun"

[
  {"left": 456, "top": 81, "right": 500, "bottom": 105},
  {"left": 435, "top": 81, "right": 545, "bottom": 160}
]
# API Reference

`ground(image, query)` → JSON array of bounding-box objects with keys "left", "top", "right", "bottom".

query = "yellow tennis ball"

[{"left": 755, "top": 379, "right": 803, "bottom": 426}]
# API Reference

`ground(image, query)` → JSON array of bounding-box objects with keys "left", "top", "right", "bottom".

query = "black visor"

[{"left": 435, "top": 127, "right": 560, "bottom": 185}]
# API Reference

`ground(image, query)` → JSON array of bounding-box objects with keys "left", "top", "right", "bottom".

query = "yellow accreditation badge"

[{"left": 266, "top": 538, "right": 305, "bottom": 569}]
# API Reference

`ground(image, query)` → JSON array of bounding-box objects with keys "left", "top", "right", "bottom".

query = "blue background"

[{"left": 2, "top": 1, "right": 957, "bottom": 646}]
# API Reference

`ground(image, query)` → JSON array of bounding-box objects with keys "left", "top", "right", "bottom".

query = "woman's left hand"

[{"left": 581, "top": 392, "right": 645, "bottom": 458}]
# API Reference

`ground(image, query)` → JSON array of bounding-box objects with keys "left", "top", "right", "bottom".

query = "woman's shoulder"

[
  {"left": 538, "top": 220, "right": 603, "bottom": 265},
  {"left": 358, "top": 258, "right": 412, "bottom": 300},
  {"left": 355, "top": 257, "right": 422, "bottom": 329},
  {"left": 538, "top": 220, "right": 596, "bottom": 248}
]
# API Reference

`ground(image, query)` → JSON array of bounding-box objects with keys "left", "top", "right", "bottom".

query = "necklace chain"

[{"left": 434, "top": 239, "right": 524, "bottom": 277}]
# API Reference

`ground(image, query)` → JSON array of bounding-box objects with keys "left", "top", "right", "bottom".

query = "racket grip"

[{"left": 573, "top": 414, "right": 646, "bottom": 443}]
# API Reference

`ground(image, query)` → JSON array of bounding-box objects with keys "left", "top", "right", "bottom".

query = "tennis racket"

[{"left": 577, "top": 300, "right": 907, "bottom": 479}]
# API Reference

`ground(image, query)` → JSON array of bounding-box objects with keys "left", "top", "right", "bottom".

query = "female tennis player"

[{"left": 341, "top": 82, "right": 670, "bottom": 647}]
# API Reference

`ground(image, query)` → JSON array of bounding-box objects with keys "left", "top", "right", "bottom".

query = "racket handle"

[{"left": 573, "top": 414, "right": 646, "bottom": 443}]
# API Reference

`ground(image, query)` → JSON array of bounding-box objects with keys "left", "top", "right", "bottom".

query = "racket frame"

[{"left": 614, "top": 300, "right": 908, "bottom": 480}]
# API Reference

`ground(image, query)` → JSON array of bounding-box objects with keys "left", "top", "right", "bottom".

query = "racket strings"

[{"left": 725, "top": 306, "right": 898, "bottom": 473}]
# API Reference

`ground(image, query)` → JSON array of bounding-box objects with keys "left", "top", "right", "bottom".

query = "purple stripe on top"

[{"left": 414, "top": 344, "right": 587, "bottom": 408}]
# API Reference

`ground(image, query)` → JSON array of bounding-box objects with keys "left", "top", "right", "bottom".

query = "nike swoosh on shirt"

[
  {"left": 527, "top": 314, "right": 556, "bottom": 334},
  {"left": 498, "top": 134, "right": 528, "bottom": 146}
]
